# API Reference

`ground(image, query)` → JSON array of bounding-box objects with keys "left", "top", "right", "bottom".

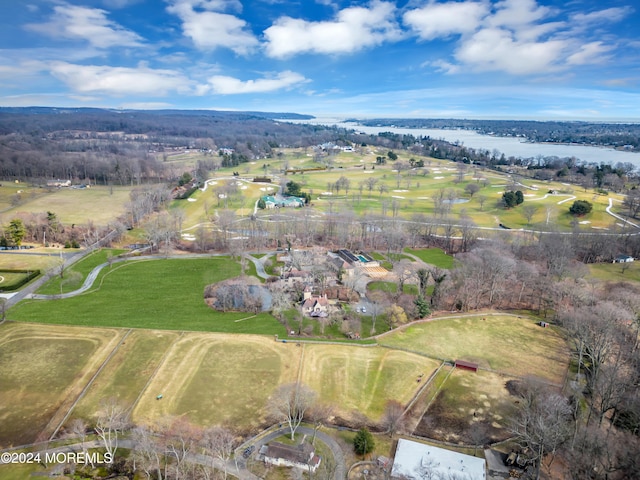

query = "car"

[
  {"left": 356, "top": 307, "right": 361, "bottom": 312},
  {"left": 242, "top": 445, "right": 255, "bottom": 458},
  {"left": 361, "top": 307, "right": 366, "bottom": 313}
]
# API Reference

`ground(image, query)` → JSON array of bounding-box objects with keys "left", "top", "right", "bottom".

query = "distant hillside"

[
  {"left": 0, "top": 106, "right": 314, "bottom": 120},
  {"left": 352, "top": 117, "right": 640, "bottom": 151}
]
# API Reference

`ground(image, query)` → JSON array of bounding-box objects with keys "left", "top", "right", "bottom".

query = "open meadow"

[
  {"left": 0, "top": 311, "right": 571, "bottom": 449},
  {"left": 300, "top": 344, "right": 440, "bottom": 422},
  {"left": 133, "top": 333, "right": 301, "bottom": 432},
  {"left": 0, "top": 322, "right": 124, "bottom": 447},
  {"left": 0, "top": 184, "right": 134, "bottom": 227},
  {"left": 378, "top": 314, "right": 570, "bottom": 384},
  {"left": 414, "top": 369, "right": 519, "bottom": 444},
  {"left": 9, "top": 256, "right": 286, "bottom": 335}
]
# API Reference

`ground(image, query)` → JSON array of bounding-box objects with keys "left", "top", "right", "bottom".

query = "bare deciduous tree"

[
  {"left": 381, "top": 400, "right": 405, "bottom": 436},
  {"left": 268, "top": 382, "right": 316, "bottom": 440},
  {"left": 202, "top": 426, "right": 235, "bottom": 480},
  {"left": 95, "top": 398, "right": 128, "bottom": 458}
]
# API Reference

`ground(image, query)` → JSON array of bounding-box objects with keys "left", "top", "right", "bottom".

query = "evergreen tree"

[{"left": 353, "top": 428, "right": 375, "bottom": 455}]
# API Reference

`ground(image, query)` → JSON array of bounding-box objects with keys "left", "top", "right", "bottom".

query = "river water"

[{"left": 302, "top": 118, "right": 640, "bottom": 168}]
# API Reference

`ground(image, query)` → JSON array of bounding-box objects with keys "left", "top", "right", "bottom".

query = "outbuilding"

[{"left": 455, "top": 360, "right": 479, "bottom": 372}]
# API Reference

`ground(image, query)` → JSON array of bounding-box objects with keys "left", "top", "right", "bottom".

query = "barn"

[{"left": 455, "top": 360, "right": 479, "bottom": 372}]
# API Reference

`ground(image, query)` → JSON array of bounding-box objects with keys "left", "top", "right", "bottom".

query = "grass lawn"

[
  {"left": 1, "top": 185, "right": 134, "bottom": 226},
  {"left": 300, "top": 344, "right": 440, "bottom": 422},
  {"left": 9, "top": 257, "right": 286, "bottom": 335},
  {"left": 0, "top": 322, "right": 123, "bottom": 447},
  {"left": 589, "top": 261, "right": 640, "bottom": 283},
  {"left": 133, "top": 333, "right": 300, "bottom": 430},
  {"left": 379, "top": 314, "right": 570, "bottom": 383},
  {"left": 404, "top": 248, "right": 454, "bottom": 268},
  {"left": 71, "top": 329, "right": 181, "bottom": 422},
  {"left": 36, "top": 248, "right": 127, "bottom": 295},
  {"left": 367, "top": 281, "right": 418, "bottom": 296},
  {"left": 0, "top": 250, "right": 64, "bottom": 271}
]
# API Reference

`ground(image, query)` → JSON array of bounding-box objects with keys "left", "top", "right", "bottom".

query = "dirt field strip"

[
  {"left": 404, "top": 364, "right": 454, "bottom": 434},
  {"left": 47, "top": 329, "right": 133, "bottom": 441},
  {"left": 296, "top": 342, "right": 305, "bottom": 384},
  {"left": 126, "top": 331, "right": 185, "bottom": 418}
]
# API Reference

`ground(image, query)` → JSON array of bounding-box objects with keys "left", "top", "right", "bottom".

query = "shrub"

[{"left": 569, "top": 200, "right": 593, "bottom": 216}]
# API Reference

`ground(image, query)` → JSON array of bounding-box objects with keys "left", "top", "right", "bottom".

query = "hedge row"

[{"left": 0, "top": 269, "right": 41, "bottom": 291}]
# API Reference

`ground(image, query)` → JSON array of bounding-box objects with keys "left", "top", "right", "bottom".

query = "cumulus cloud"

[
  {"left": 25, "top": 4, "right": 144, "bottom": 48},
  {"left": 49, "top": 62, "right": 191, "bottom": 96},
  {"left": 403, "top": 1, "right": 489, "bottom": 40},
  {"left": 264, "top": 0, "right": 401, "bottom": 58},
  {"left": 403, "top": 0, "right": 627, "bottom": 77},
  {"left": 454, "top": 28, "right": 567, "bottom": 75},
  {"left": 166, "top": 0, "right": 258, "bottom": 54},
  {"left": 206, "top": 71, "right": 308, "bottom": 94}
]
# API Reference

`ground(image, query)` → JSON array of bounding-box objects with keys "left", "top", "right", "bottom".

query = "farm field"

[
  {"left": 71, "top": 329, "right": 181, "bottom": 421},
  {"left": 414, "top": 369, "right": 518, "bottom": 444},
  {"left": 9, "top": 256, "right": 286, "bottom": 335},
  {"left": 0, "top": 185, "right": 134, "bottom": 227},
  {"left": 378, "top": 314, "right": 570, "bottom": 383},
  {"left": 0, "top": 312, "right": 571, "bottom": 449},
  {"left": 299, "top": 344, "right": 439, "bottom": 422},
  {"left": 0, "top": 322, "right": 124, "bottom": 447},
  {"left": 133, "top": 333, "right": 300, "bottom": 431}
]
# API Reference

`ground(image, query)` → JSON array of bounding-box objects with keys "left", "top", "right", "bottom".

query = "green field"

[
  {"left": 9, "top": 257, "right": 286, "bottom": 335},
  {"left": 589, "top": 261, "right": 640, "bottom": 283},
  {"left": 0, "top": 323, "right": 123, "bottom": 447},
  {"left": 379, "top": 314, "right": 570, "bottom": 383},
  {"left": 404, "top": 248, "right": 454, "bottom": 268}
]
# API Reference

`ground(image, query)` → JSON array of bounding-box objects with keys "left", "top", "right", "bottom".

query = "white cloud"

[
  {"left": 566, "top": 41, "right": 614, "bottom": 66},
  {"left": 403, "top": 1, "right": 489, "bottom": 40},
  {"left": 49, "top": 62, "right": 191, "bottom": 96},
  {"left": 487, "top": 0, "right": 553, "bottom": 29},
  {"left": 25, "top": 4, "right": 144, "bottom": 48},
  {"left": 206, "top": 71, "right": 308, "bottom": 94},
  {"left": 571, "top": 6, "right": 634, "bottom": 25},
  {"left": 454, "top": 27, "right": 567, "bottom": 75},
  {"left": 264, "top": 0, "right": 402, "bottom": 58},
  {"left": 415, "top": 0, "right": 625, "bottom": 77},
  {"left": 166, "top": 0, "right": 258, "bottom": 54}
]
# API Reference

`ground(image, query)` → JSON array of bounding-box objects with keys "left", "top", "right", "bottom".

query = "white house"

[
  {"left": 391, "top": 438, "right": 486, "bottom": 480},
  {"left": 613, "top": 255, "right": 634, "bottom": 263},
  {"left": 263, "top": 442, "right": 321, "bottom": 472}
]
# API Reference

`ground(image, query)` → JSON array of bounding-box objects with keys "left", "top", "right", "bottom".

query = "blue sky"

[{"left": 0, "top": 0, "right": 639, "bottom": 120}]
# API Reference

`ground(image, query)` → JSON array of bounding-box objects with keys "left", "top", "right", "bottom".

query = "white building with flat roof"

[{"left": 391, "top": 438, "right": 486, "bottom": 480}]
